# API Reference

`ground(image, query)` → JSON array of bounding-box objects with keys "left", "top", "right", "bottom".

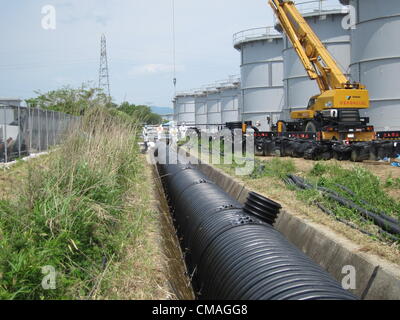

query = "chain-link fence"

[{"left": 0, "top": 105, "right": 80, "bottom": 163}]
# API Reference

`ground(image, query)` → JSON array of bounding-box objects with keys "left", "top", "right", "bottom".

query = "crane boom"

[{"left": 269, "top": 0, "right": 353, "bottom": 92}]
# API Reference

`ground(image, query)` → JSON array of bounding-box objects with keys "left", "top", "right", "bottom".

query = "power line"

[
  {"left": 172, "top": 0, "right": 177, "bottom": 93},
  {"left": 98, "top": 34, "right": 111, "bottom": 97}
]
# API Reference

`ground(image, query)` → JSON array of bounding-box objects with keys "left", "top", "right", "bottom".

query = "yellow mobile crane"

[{"left": 269, "top": 0, "right": 375, "bottom": 142}]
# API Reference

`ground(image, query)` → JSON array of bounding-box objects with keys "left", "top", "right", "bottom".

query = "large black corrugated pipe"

[
  {"left": 197, "top": 224, "right": 356, "bottom": 300},
  {"left": 155, "top": 143, "right": 357, "bottom": 300},
  {"left": 244, "top": 192, "right": 282, "bottom": 225}
]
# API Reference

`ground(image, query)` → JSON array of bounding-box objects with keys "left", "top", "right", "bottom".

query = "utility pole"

[{"left": 99, "top": 34, "right": 111, "bottom": 97}]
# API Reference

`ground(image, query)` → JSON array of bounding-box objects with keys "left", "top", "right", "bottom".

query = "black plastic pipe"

[
  {"left": 286, "top": 174, "right": 400, "bottom": 236},
  {"left": 156, "top": 144, "right": 357, "bottom": 300}
]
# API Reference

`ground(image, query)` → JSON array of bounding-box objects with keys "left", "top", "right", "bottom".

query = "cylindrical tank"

[
  {"left": 234, "top": 27, "right": 284, "bottom": 131},
  {"left": 206, "top": 88, "right": 221, "bottom": 133},
  {"left": 220, "top": 83, "right": 241, "bottom": 125},
  {"left": 282, "top": 8, "right": 350, "bottom": 120},
  {"left": 220, "top": 77, "right": 241, "bottom": 125},
  {"left": 195, "top": 91, "right": 208, "bottom": 131},
  {"left": 175, "top": 93, "right": 196, "bottom": 126},
  {"left": 349, "top": 0, "right": 400, "bottom": 131}
]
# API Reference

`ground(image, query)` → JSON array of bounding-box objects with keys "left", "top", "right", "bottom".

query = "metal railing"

[
  {"left": 175, "top": 75, "right": 241, "bottom": 97},
  {"left": 295, "top": 0, "right": 345, "bottom": 15},
  {"left": 233, "top": 1, "right": 346, "bottom": 47},
  {"left": 233, "top": 27, "right": 281, "bottom": 47},
  {"left": 0, "top": 104, "right": 80, "bottom": 163}
]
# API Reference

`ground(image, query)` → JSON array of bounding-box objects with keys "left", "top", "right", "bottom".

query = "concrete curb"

[{"left": 195, "top": 161, "right": 400, "bottom": 300}]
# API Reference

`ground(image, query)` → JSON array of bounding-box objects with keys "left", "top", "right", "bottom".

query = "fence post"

[
  {"left": 38, "top": 108, "right": 41, "bottom": 153},
  {"left": 56, "top": 111, "right": 59, "bottom": 144},
  {"left": 4, "top": 107, "right": 7, "bottom": 163},
  {"left": 1, "top": 106, "right": 4, "bottom": 163},
  {"left": 28, "top": 105, "right": 32, "bottom": 155},
  {"left": 18, "top": 105, "right": 21, "bottom": 158},
  {"left": 51, "top": 111, "right": 56, "bottom": 146},
  {"left": 46, "top": 110, "right": 49, "bottom": 151},
  {"left": 63, "top": 112, "right": 66, "bottom": 141}
]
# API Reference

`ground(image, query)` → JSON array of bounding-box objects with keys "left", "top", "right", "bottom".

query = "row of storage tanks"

[
  {"left": 173, "top": 0, "right": 400, "bottom": 132},
  {"left": 173, "top": 77, "right": 241, "bottom": 132}
]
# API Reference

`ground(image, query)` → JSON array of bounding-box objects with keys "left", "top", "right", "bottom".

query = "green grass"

[
  {"left": 249, "top": 158, "right": 297, "bottom": 179},
  {"left": 307, "top": 163, "right": 400, "bottom": 219},
  {"left": 385, "top": 176, "right": 400, "bottom": 189},
  {"left": 291, "top": 162, "right": 400, "bottom": 241},
  {"left": 244, "top": 158, "right": 399, "bottom": 223},
  {"left": 0, "top": 107, "right": 146, "bottom": 299}
]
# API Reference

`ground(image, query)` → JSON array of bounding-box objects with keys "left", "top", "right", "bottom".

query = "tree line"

[{"left": 25, "top": 83, "right": 163, "bottom": 125}]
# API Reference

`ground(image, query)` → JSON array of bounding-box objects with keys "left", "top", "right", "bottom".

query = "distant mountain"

[{"left": 150, "top": 106, "right": 173, "bottom": 115}]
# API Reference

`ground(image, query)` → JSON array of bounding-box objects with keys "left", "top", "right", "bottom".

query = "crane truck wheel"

[
  {"left": 321, "top": 151, "right": 333, "bottom": 161},
  {"left": 305, "top": 121, "right": 318, "bottom": 132},
  {"left": 333, "top": 151, "right": 341, "bottom": 160},
  {"left": 350, "top": 150, "right": 362, "bottom": 162}
]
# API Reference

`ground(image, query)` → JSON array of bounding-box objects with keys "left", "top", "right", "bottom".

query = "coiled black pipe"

[
  {"left": 335, "top": 183, "right": 400, "bottom": 225},
  {"left": 286, "top": 174, "right": 400, "bottom": 236},
  {"left": 155, "top": 144, "right": 357, "bottom": 300}
]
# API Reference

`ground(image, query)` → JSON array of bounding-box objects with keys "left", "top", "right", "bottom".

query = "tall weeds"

[{"left": 0, "top": 107, "right": 144, "bottom": 299}]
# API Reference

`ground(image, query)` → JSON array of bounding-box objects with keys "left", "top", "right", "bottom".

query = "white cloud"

[{"left": 129, "top": 64, "right": 185, "bottom": 76}]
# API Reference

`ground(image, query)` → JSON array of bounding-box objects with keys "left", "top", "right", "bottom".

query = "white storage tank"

[
  {"left": 347, "top": 0, "right": 400, "bottom": 131},
  {"left": 220, "top": 85, "right": 240, "bottom": 125},
  {"left": 175, "top": 93, "right": 196, "bottom": 126},
  {"left": 234, "top": 27, "right": 284, "bottom": 131},
  {"left": 206, "top": 87, "right": 221, "bottom": 133},
  {"left": 195, "top": 90, "right": 208, "bottom": 131},
  {"left": 282, "top": 7, "right": 350, "bottom": 120}
]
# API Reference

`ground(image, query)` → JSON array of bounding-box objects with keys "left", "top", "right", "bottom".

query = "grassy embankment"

[{"left": 0, "top": 107, "right": 170, "bottom": 299}]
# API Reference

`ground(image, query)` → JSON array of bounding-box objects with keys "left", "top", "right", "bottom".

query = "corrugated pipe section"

[{"left": 156, "top": 144, "right": 357, "bottom": 300}]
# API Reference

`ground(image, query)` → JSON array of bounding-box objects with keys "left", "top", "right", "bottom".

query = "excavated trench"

[
  {"left": 152, "top": 158, "right": 195, "bottom": 300},
  {"left": 152, "top": 143, "right": 358, "bottom": 300}
]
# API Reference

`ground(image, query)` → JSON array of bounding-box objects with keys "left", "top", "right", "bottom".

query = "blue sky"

[{"left": 0, "top": 0, "right": 341, "bottom": 108}]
